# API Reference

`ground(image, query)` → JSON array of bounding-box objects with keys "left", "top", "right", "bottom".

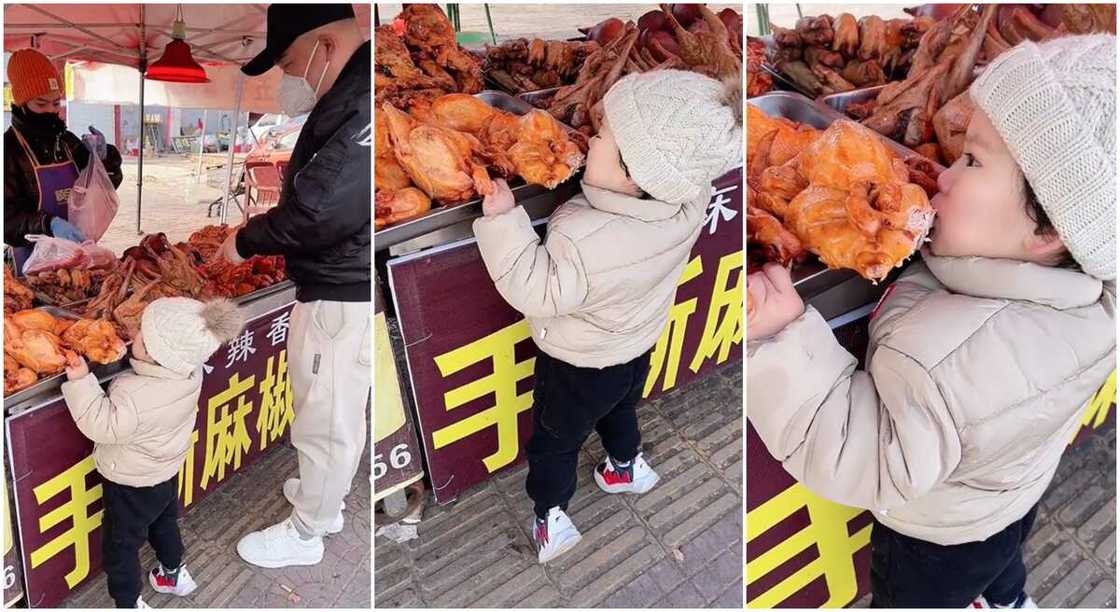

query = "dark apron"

[{"left": 10, "top": 126, "right": 79, "bottom": 273}]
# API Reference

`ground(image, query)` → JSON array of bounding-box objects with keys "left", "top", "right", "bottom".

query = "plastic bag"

[
  {"left": 21, "top": 235, "right": 91, "bottom": 275},
  {"left": 68, "top": 145, "right": 119, "bottom": 242},
  {"left": 79, "top": 241, "right": 117, "bottom": 270}
]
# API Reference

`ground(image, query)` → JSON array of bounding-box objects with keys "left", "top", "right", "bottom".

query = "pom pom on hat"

[{"left": 140, "top": 298, "right": 245, "bottom": 375}]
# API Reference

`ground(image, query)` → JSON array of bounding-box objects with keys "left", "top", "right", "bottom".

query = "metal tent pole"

[
  {"left": 195, "top": 109, "right": 207, "bottom": 182},
  {"left": 136, "top": 4, "right": 146, "bottom": 235},
  {"left": 220, "top": 75, "right": 244, "bottom": 225}
]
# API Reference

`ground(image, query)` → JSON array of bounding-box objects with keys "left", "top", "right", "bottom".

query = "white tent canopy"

[{"left": 3, "top": 3, "right": 370, "bottom": 228}]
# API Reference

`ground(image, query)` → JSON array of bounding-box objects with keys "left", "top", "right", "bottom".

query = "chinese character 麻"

[
  {"left": 431, "top": 322, "right": 535, "bottom": 472},
  {"left": 256, "top": 351, "right": 294, "bottom": 450},
  {"left": 225, "top": 329, "right": 257, "bottom": 368},
  {"left": 267, "top": 312, "right": 291, "bottom": 347},
  {"left": 644, "top": 255, "right": 703, "bottom": 398},
  {"left": 690, "top": 251, "right": 743, "bottom": 372},
  {"left": 201, "top": 374, "right": 255, "bottom": 489},
  {"left": 746, "top": 482, "right": 870, "bottom": 608},
  {"left": 29, "top": 456, "right": 103, "bottom": 588},
  {"left": 705, "top": 184, "right": 739, "bottom": 235}
]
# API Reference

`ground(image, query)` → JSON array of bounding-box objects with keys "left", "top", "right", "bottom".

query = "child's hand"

[
  {"left": 65, "top": 353, "right": 89, "bottom": 381},
  {"left": 747, "top": 263, "right": 805, "bottom": 340},
  {"left": 482, "top": 179, "right": 516, "bottom": 217}
]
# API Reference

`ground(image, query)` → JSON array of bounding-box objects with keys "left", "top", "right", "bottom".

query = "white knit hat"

[
  {"left": 603, "top": 70, "right": 743, "bottom": 205},
  {"left": 970, "top": 34, "right": 1116, "bottom": 280},
  {"left": 140, "top": 297, "right": 245, "bottom": 375}
]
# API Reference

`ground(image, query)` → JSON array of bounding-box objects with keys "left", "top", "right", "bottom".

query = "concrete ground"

[
  {"left": 852, "top": 419, "right": 1117, "bottom": 608},
  {"left": 61, "top": 439, "right": 371, "bottom": 608},
  {"left": 374, "top": 362, "right": 744, "bottom": 608}
]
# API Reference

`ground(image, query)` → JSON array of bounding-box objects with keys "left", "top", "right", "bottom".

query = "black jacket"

[
  {"left": 237, "top": 40, "right": 371, "bottom": 303},
  {"left": 4, "top": 108, "right": 124, "bottom": 247}
]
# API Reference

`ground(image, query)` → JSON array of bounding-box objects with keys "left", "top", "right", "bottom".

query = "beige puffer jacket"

[
  {"left": 473, "top": 181, "right": 708, "bottom": 368},
  {"left": 61, "top": 358, "right": 202, "bottom": 487},
  {"left": 748, "top": 252, "right": 1116, "bottom": 545}
]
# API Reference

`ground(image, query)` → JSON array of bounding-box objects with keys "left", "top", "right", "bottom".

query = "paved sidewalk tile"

[
  {"left": 374, "top": 362, "right": 745, "bottom": 608},
  {"left": 62, "top": 440, "right": 371, "bottom": 608}
]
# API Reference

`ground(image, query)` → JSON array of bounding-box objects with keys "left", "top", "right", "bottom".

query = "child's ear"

[{"left": 1024, "top": 229, "right": 1068, "bottom": 264}]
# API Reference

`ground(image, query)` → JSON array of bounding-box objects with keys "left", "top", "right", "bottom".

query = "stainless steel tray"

[
  {"left": 375, "top": 90, "right": 577, "bottom": 252},
  {"left": 516, "top": 86, "right": 560, "bottom": 109},
  {"left": 748, "top": 91, "right": 837, "bottom": 130},
  {"left": 818, "top": 85, "right": 887, "bottom": 117}
]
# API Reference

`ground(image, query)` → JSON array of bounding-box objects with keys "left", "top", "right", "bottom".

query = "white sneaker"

[
  {"left": 594, "top": 453, "right": 660, "bottom": 494},
  {"left": 136, "top": 595, "right": 151, "bottom": 608},
  {"left": 236, "top": 517, "right": 324, "bottom": 569},
  {"left": 283, "top": 478, "right": 345, "bottom": 534},
  {"left": 971, "top": 594, "right": 1038, "bottom": 608},
  {"left": 532, "top": 507, "right": 581, "bottom": 564},
  {"left": 148, "top": 564, "right": 197, "bottom": 596}
]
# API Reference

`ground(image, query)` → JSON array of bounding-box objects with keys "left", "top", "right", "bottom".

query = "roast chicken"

[
  {"left": 375, "top": 188, "right": 432, "bottom": 230},
  {"left": 59, "top": 319, "right": 127, "bottom": 365},
  {"left": 4, "top": 317, "right": 74, "bottom": 381},
  {"left": 381, "top": 102, "right": 493, "bottom": 204},
  {"left": 756, "top": 120, "right": 934, "bottom": 281}
]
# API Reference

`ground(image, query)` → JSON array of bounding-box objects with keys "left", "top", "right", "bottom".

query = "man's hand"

[
  {"left": 65, "top": 353, "right": 89, "bottom": 381},
  {"left": 747, "top": 263, "right": 805, "bottom": 340},
  {"left": 482, "top": 179, "right": 516, "bottom": 217},
  {"left": 219, "top": 229, "right": 246, "bottom": 264}
]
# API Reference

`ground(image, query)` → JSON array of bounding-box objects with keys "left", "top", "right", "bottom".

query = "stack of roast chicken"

[
  {"left": 768, "top": 13, "right": 936, "bottom": 96},
  {"left": 4, "top": 304, "right": 126, "bottom": 395},
  {"left": 376, "top": 4, "right": 485, "bottom": 110},
  {"left": 747, "top": 104, "right": 935, "bottom": 284},
  {"left": 847, "top": 4, "right": 1114, "bottom": 165}
]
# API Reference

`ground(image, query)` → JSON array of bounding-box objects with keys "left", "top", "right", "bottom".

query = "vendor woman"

[{"left": 4, "top": 48, "right": 123, "bottom": 269}]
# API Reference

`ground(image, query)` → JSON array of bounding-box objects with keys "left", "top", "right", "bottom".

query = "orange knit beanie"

[{"left": 8, "top": 49, "right": 63, "bottom": 106}]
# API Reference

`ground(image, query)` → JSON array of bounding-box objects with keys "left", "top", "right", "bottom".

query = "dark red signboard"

[
  {"left": 389, "top": 170, "right": 743, "bottom": 503},
  {"left": 6, "top": 304, "right": 296, "bottom": 608}
]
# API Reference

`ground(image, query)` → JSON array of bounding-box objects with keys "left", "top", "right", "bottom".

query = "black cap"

[{"left": 241, "top": 3, "right": 356, "bottom": 76}]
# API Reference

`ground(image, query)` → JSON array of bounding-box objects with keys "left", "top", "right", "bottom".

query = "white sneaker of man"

[
  {"left": 533, "top": 507, "right": 582, "bottom": 564},
  {"left": 282, "top": 478, "right": 345, "bottom": 534},
  {"left": 236, "top": 517, "right": 324, "bottom": 568},
  {"left": 135, "top": 596, "right": 151, "bottom": 608}
]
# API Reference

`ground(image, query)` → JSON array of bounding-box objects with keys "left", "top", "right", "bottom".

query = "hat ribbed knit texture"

[
  {"left": 8, "top": 49, "right": 63, "bottom": 106},
  {"left": 604, "top": 70, "right": 743, "bottom": 205},
  {"left": 141, "top": 297, "right": 222, "bottom": 376},
  {"left": 970, "top": 34, "right": 1116, "bottom": 280}
]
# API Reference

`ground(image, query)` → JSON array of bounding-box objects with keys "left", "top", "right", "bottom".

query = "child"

[
  {"left": 62, "top": 297, "right": 244, "bottom": 608},
  {"left": 747, "top": 35, "right": 1115, "bottom": 608},
  {"left": 473, "top": 70, "right": 742, "bottom": 563}
]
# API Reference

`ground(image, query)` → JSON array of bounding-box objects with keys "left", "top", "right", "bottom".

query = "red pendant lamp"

[{"left": 146, "top": 5, "right": 209, "bottom": 83}]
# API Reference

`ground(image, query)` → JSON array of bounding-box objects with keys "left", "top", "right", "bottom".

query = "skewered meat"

[
  {"left": 483, "top": 38, "right": 600, "bottom": 93},
  {"left": 5, "top": 267, "right": 34, "bottom": 313}
]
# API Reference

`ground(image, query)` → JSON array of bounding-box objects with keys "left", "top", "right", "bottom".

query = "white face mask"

[{"left": 278, "top": 39, "right": 329, "bottom": 116}]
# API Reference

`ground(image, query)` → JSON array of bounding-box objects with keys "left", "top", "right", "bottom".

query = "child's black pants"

[
  {"left": 102, "top": 477, "right": 183, "bottom": 608},
  {"left": 525, "top": 349, "right": 652, "bottom": 520},
  {"left": 870, "top": 504, "right": 1038, "bottom": 608}
]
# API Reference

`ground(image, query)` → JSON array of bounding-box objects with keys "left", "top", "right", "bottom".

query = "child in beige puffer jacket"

[
  {"left": 62, "top": 297, "right": 243, "bottom": 608},
  {"left": 473, "top": 69, "right": 742, "bottom": 564},
  {"left": 748, "top": 35, "right": 1116, "bottom": 608}
]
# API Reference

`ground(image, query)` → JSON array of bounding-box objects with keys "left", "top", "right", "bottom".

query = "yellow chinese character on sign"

[
  {"left": 201, "top": 374, "right": 255, "bottom": 490},
  {"left": 256, "top": 351, "right": 294, "bottom": 451},
  {"left": 432, "top": 321, "right": 535, "bottom": 473},
  {"left": 746, "top": 482, "right": 871, "bottom": 609},
  {"left": 176, "top": 429, "right": 200, "bottom": 508},
  {"left": 644, "top": 255, "right": 703, "bottom": 398},
  {"left": 1070, "top": 369, "right": 1116, "bottom": 444},
  {"left": 29, "top": 456, "right": 103, "bottom": 588},
  {"left": 689, "top": 251, "right": 743, "bottom": 372}
]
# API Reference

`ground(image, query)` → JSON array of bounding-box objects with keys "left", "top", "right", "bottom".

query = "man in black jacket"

[{"left": 225, "top": 4, "right": 371, "bottom": 569}]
